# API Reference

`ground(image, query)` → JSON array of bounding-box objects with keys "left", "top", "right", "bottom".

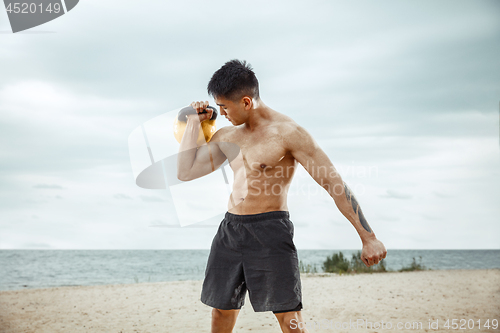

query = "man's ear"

[{"left": 242, "top": 96, "right": 252, "bottom": 110}]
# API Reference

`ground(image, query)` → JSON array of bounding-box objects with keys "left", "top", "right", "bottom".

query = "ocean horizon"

[{"left": 1, "top": 249, "right": 499, "bottom": 291}]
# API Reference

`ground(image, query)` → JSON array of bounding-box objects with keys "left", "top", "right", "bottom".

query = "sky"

[{"left": 0, "top": 0, "right": 499, "bottom": 250}]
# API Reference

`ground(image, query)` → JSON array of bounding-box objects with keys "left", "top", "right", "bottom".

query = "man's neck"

[{"left": 244, "top": 99, "right": 273, "bottom": 131}]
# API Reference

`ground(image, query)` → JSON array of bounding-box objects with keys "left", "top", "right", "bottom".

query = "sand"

[{"left": 1, "top": 269, "right": 499, "bottom": 333}]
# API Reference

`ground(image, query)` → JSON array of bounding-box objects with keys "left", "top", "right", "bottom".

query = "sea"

[{"left": 0, "top": 249, "right": 499, "bottom": 291}]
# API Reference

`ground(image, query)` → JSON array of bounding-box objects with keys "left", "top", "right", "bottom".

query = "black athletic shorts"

[{"left": 201, "top": 211, "right": 302, "bottom": 313}]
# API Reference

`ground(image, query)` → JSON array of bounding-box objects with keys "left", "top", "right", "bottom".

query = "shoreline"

[
  {"left": 1, "top": 269, "right": 499, "bottom": 332},
  {"left": 2, "top": 267, "right": 499, "bottom": 293}
]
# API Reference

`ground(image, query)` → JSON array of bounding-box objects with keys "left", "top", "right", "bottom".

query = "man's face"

[{"left": 214, "top": 96, "right": 246, "bottom": 126}]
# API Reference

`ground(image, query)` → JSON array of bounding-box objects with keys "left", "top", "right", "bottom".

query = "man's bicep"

[
  {"left": 289, "top": 126, "right": 329, "bottom": 170},
  {"left": 209, "top": 142, "right": 229, "bottom": 169},
  {"left": 190, "top": 142, "right": 227, "bottom": 176},
  {"left": 289, "top": 126, "right": 342, "bottom": 191},
  {"left": 294, "top": 145, "right": 339, "bottom": 181}
]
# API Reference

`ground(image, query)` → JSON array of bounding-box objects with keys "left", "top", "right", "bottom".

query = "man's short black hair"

[{"left": 207, "top": 59, "right": 260, "bottom": 101}]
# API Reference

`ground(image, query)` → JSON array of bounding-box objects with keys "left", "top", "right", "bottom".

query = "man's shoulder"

[
  {"left": 270, "top": 112, "right": 314, "bottom": 150},
  {"left": 271, "top": 113, "right": 304, "bottom": 137}
]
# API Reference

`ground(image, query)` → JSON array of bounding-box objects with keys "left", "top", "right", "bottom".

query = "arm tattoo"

[{"left": 344, "top": 182, "right": 372, "bottom": 233}]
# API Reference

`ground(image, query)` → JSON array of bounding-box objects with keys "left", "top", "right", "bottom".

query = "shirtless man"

[{"left": 177, "top": 60, "right": 387, "bottom": 333}]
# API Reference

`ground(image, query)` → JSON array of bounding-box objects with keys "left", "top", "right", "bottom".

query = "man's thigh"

[
  {"left": 201, "top": 218, "right": 247, "bottom": 310},
  {"left": 239, "top": 215, "right": 302, "bottom": 312}
]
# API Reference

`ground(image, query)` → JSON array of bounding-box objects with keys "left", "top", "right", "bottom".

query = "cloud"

[
  {"left": 140, "top": 195, "right": 164, "bottom": 203},
  {"left": 432, "top": 191, "right": 454, "bottom": 198},
  {"left": 20, "top": 242, "right": 52, "bottom": 249},
  {"left": 380, "top": 190, "right": 413, "bottom": 200},
  {"left": 114, "top": 193, "right": 132, "bottom": 200},
  {"left": 33, "top": 184, "right": 64, "bottom": 189},
  {"left": 0, "top": 81, "right": 159, "bottom": 175}
]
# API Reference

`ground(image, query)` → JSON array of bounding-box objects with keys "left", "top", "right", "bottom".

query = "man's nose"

[{"left": 219, "top": 107, "right": 226, "bottom": 116}]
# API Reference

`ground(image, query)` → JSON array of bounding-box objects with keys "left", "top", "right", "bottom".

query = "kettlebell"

[{"left": 173, "top": 105, "right": 218, "bottom": 145}]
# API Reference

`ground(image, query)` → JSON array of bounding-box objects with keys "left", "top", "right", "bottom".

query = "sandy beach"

[{"left": 1, "top": 269, "right": 499, "bottom": 333}]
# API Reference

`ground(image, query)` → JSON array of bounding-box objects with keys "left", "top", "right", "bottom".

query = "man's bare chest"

[{"left": 224, "top": 129, "right": 292, "bottom": 171}]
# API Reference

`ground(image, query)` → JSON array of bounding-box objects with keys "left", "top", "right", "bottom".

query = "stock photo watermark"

[
  {"left": 129, "top": 106, "right": 380, "bottom": 228},
  {"left": 290, "top": 318, "right": 499, "bottom": 331},
  {"left": 3, "top": 0, "right": 79, "bottom": 33}
]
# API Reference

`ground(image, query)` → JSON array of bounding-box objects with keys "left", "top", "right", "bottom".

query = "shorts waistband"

[{"left": 225, "top": 211, "right": 290, "bottom": 223}]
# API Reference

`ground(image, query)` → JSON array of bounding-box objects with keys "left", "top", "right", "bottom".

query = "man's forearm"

[
  {"left": 177, "top": 118, "right": 202, "bottom": 180},
  {"left": 330, "top": 180, "right": 375, "bottom": 243},
  {"left": 343, "top": 182, "right": 372, "bottom": 233}
]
